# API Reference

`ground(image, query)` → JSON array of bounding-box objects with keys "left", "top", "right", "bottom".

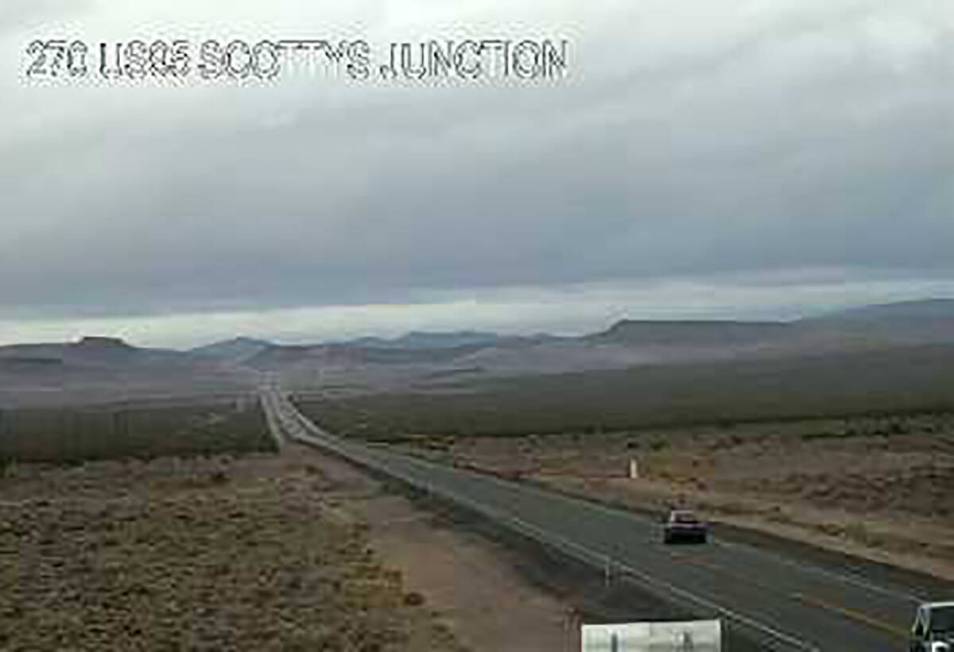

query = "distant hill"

[
  {"left": 243, "top": 341, "right": 492, "bottom": 371},
  {"left": 797, "top": 298, "right": 954, "bottom": 347},
  {"left": 5, "top": 298, "right": 954, "bottom": 407},
  {"left": 338, "top": 331, "right": 508, "bottom": 350},
  {"left": 234, "top": 298, "right": 954, "bottom": 393},
  {"left": 589, "top": 320, "right": 790, "bottom": 347},
  {"left": 0, "top": 336, "right": 255, "bottom": 407},
  {"left": 191, "top": 337, "right": 273, "bottom": 363},
  {"left": 0, "top": 336, "right": 147, "bottom": 367},
  {"left": 807, "top": 298, "right": 954, "bottom": 323}
]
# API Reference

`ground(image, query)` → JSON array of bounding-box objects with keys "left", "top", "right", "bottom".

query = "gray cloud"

[{"left": 0, "top": 0, "right": 952, "bottom": 340}]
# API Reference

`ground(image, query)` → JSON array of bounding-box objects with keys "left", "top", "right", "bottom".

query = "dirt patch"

[{"left": 287, "top": 444, "right": 576, "bottom": 652}]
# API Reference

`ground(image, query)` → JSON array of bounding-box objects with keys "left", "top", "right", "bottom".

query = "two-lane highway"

[{"left": 261, "top": 385, "right": 950, "bottom": 651}]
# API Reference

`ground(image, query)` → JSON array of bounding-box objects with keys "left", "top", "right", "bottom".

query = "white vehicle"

[{"left": 911, "top": 602, "right": 954, "bottom": 652}]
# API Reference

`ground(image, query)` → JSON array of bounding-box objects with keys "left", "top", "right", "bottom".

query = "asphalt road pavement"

[{"left": 260, "top": 385, "right": 952, "bottom": 651}]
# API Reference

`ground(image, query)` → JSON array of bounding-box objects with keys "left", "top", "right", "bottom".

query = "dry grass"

[{"left": 0, "top": 455, "right": 464, "bottom": 651}]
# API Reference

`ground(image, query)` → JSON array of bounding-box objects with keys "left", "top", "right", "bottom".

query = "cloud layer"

[{"left": 1, "top": 0, "right": 952, "bottom": 344}]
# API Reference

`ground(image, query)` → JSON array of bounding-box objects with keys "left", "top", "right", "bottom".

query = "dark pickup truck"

[{"left": 663, "top": 509, "right": 709, "bottom": 544}]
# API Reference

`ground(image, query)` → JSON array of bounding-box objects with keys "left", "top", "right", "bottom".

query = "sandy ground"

[
  {"left": 296, "top": 443, "right": 576, "bottom": 652},
  {"left": 409, "top": 412, "right": 954, "bottom": 582}
]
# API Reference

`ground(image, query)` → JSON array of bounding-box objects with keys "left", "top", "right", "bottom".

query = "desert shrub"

[
  {"left": 294, "top": 346, "right": 954, "bottom": 441},
  {"left": 403, "top": 592, "right": 425, "bottom": 606},
  {"left": 0, "top": 398, "right": 275, "bottom": 464}
]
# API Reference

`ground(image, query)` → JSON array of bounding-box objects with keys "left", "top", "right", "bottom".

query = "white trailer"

[{"left": 581, "top": 619, "right": 722, "bottom": 652}]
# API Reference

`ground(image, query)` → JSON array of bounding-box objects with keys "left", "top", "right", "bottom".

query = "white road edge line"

[{"left": 264, "top": 388, "right": 821, "bottom": 652}]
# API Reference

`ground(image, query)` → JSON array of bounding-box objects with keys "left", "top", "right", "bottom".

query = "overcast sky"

[{"left": 1, "top": 0, "right": 952, "bottom": 348}]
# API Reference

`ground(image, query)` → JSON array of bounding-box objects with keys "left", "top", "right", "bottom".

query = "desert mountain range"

[{"left": 3, "top": 299, "right": 954, "bottom": 407}]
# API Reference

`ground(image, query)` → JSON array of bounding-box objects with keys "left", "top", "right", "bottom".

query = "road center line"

[{"left": 790, "top": 592, "right": 909, "bottom": 640}]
